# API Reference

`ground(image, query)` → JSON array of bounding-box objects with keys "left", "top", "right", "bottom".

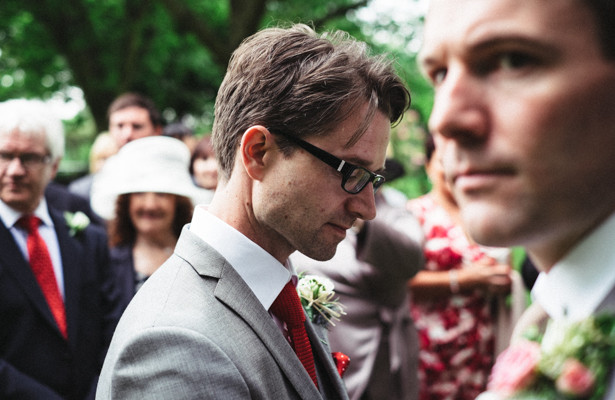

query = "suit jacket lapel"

[
  {"left": 216, "top": 263, "right": 323, "bottom": 399},
  {"left": 0, "top": 217, "right": 62, "bottom": 336},
  {"left": 51, "top": 209, "right": 82, "bottom": 343},
  {"left": 305, "top": 319, "right": 348, "bottom": 399},
  {"left": 176, "top": 228, "right": 322, "bottom": 399}
]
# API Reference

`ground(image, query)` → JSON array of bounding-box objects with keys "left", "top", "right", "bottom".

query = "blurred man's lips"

[{"left": 453, "top": 167, "right": 515, "bottom": 192}]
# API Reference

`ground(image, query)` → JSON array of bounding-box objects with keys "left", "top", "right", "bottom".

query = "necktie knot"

[
  {"left": 18, "top": 214, "right": 40, "bottom": 233},
  {"left": 271, "top": 282, "right": 306, "bottom": 329}
]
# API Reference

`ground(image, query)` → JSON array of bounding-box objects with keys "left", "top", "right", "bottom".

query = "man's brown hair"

[
  {"left": 107, "top": 92, "right": 163, "bottom": 128},
  {"left": 212, "top": 24, "right": 411, "bottom": 180}
]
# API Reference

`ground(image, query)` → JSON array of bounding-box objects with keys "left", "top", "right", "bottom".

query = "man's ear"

[
  {"left": 49, "top": 158, "right": 61, "bottom": 180},
  {"left": 240, "top": 126, "right": 275, "bottom": 181}
]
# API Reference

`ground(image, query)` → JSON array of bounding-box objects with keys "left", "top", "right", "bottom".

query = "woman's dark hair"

[{"left": 189, "top": 136, "right": 215, "bottom": 175}]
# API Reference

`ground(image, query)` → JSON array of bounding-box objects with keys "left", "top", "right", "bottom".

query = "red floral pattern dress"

[{"left": 407, "top": 194, "right": 510, "bottom": 400}]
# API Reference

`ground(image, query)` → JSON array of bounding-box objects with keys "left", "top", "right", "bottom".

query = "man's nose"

[
  {"left": 346, "top": 184, "right": 377, "bottom": 221},
  {"left": 428, "top": 66, "right": 488, "bottom": 144},
  {"left": 5, "top": 157, "right": 27, "bottom": 175}
]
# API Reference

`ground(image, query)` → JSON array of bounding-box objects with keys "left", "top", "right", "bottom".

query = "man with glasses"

[
  {"left": 0, "top": 99, "right": 122, "bottom": 399},
  {"left": 97, "top": 24, "right": 410, "bottom": 399}
]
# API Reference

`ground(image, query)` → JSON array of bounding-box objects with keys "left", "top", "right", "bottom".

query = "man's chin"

[
  {"left": 1, "top": 194, "right": 34, "bottom": 213},
  {"left": 299, "top": 243, "right": 339, "bottom": 262},
  {"left": 460, "top": 202, "right": 519, "bottom": 247}
]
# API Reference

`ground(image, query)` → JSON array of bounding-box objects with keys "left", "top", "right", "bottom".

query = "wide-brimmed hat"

[{"left": 90, "top": 136, "right": 213, "bottom": 220}]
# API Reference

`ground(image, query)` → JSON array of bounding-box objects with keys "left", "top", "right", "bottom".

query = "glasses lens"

[
  {"left": 372, "top": 175, "right": 385, "bottom": 193},
  {"left": 344, "top": 168, "right": 372, "bottom": 194}
]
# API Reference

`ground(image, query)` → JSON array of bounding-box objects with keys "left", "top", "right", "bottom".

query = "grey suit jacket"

[{"left": 96, "top": 226, "right": 349, "bottom": 399}]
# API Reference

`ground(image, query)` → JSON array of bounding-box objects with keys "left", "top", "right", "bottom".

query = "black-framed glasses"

[
  {"left": 0, "top": 152, "right": 52, "bottom": 169},
  {"left": 270, "top": 129, "right": 385, "bottom": 194}
]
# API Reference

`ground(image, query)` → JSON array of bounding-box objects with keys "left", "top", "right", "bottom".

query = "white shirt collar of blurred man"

[{"left": 532, "top": 212, "right": 615, "bottom": 322}]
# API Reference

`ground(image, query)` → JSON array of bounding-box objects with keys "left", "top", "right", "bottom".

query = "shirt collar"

[
  {"left": 0, "top": 198, "right": 53, "bottom": 229},
  {"left": 532, "top": 212, "right": 615, "bottom": 322},
  {"left": 189, "top": 205, "right": 293, "bottom": 310}
]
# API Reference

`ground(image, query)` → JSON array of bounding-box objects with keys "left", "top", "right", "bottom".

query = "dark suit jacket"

[
  {"left": 45, "top": 181, "right": 104, "bottom": 226},
  {"left": 109, "top": 244, "right": 138, "bottom": 313},
  {"left": 0, "top": 206, "right": 122, "bottom": 399}
]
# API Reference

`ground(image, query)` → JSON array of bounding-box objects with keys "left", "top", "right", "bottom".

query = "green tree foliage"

[
  {"left": 0, "top": 0, "right": 432, "bottom": 195},
  {"left": 0, "top": 0, "right": 382, "bottom": 129}
]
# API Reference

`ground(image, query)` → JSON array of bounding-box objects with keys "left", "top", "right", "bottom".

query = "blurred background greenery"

[{"left": 0, "top": 0, "right": 432, "bottom": 197}]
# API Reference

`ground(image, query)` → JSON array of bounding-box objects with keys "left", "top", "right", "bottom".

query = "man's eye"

[
  {"left": 498, "top": 52, "right": 535, "bottom": 70},
  {"left": 431, "top": 69, "right": 447, "bottom": 85}
]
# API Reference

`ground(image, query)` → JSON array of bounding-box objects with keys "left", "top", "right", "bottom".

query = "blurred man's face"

[
  {"left": 0, "top": 131, "right": 58, "bottom": 213},
  {"left": 109, "top": 106, "right": 160, "bottom": 147},
  {"left": 420, "top": 0, "right": 615, "bottom": 267}
]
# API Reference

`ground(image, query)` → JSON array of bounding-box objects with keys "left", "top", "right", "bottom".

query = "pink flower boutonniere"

[{"left": 484, "top": 314, "right": 615, "bottom": 400}]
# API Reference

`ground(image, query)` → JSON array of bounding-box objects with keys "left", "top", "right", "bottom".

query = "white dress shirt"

[
  {"left": 532, "top": 212, "right": 615, "bottom": 322},
  {"left": 189, "top": 205, "right": 294, "bottom": 312},
  {"left": 0, "top": 198, "right": 65, "bottom": 297}
]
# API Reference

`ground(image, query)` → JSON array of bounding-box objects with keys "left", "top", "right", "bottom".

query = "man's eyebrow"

[
  {"left": 468, "top": 35, "right": 559, "bottom": 57},
  {"left": 345, "top": 156, "right": 385, "bottom": 173}
]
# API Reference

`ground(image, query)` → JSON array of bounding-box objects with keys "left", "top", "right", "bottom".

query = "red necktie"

[
  {"left": 270, "top": 281, "right": 318, "bottom": 388},
  {"left": 19, "top": 215, "right": 67, "bottom": 339}
]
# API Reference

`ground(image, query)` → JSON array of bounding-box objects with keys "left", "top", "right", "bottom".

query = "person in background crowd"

[
  {"left": 163, "top": 122, "right": 198, "bottom": 153},
  {"left": 419, "top": 0, "right": 615, "bottom": 397},
  {"left": 91, "top": 136, "right": 202, "bottom": 312},
  {"left": 68, "top": 132, "right": 118, "bottom": 201},
  {"left": 96, "top": 23, "right": 410, "bottom": 399},
  {"left": 46, "top": 179, "right": 104, "bottom": 227},
  {"left": 291, "top": 158, "right": 425, "bottom": 400},
  {"left": 190, "top": 135, "right": 219, "bottom": 191},
  {"left": 69, "top": 91, "right": 160, "bottom": 202},
  {"left": 407, "top": 135, "right": 512, "bottom": 400},
  {"left": 0, "top": 98, "right": 122, "bottom": 399},
  {"left": 107, "top": 92, "right": 162, "bottom": 148}
]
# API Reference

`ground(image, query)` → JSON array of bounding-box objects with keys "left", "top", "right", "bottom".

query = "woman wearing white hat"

[{"left": 91, "top": 136, "right": 213, "bottom": 311}]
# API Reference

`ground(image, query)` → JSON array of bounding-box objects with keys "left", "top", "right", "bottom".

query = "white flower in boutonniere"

[
  {"left": 483, "top": 313, "right": 615, "bottom": 400},
  {"left": 297, "top": 273, "right": 346, "bottom": 329},
  {"left": 64, "top": 211, "right": 90, "bottom": 237}
]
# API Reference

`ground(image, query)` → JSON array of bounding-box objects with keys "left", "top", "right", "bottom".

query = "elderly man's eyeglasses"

[
  {"left": 0, "top": 152, "right": 52, "bottom": 169},
  {"left": 270, "top": 129, "right": 385, "bottom": 194}
]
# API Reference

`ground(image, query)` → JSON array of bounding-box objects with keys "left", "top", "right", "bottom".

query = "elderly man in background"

[{"left": 0, "top": 99, "right": 122, "bottom": 399}]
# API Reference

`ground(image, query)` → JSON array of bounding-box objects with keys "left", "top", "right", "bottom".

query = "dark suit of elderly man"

[{"left": 0, "top": 99, "right": 122, "bottom": 399}]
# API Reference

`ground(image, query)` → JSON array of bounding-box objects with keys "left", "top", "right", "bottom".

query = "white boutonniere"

[
  {"left": 64, "top": 211, "right": 90, "bottom": 236},
  {"left": 297, "top": 273, "right": 346, "bottom": 329}
]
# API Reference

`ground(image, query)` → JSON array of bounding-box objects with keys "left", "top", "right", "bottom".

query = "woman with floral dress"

[{"left": 408, "top": 135, "right": 513, "bottom": 400}]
